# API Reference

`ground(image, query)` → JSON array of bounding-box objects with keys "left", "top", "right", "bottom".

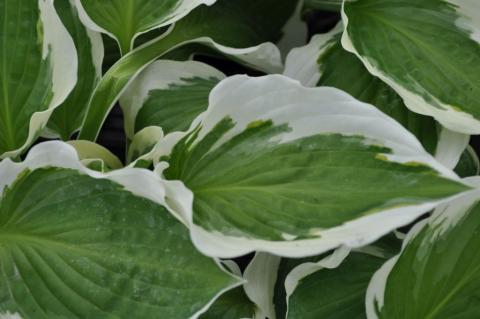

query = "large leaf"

[
  {"left": 47, "top": 0, "right": 103, "bottom": 140},
  {"left": 155, "top": 75, "right": 469, "bottom": 258},
  {"left": 284, "top": 24, "right": 469, "bottom": 169},
  {"left": 0, "top": 142, "right": 240, "bottom": 319},
  {"left": 78, "top": 0, "right": 298, "bottom": 141},
  {"left": 121, "top": 60, "right": 225, "bottom": 140},
  {"left": 75, "top": 0, "right": 215, "bottom": 55},
  {"left": 342, "top": 0, "right": 480, "bottom": 134},
  {"left": 367, "top": 178, "right": 480, "bottom": 318},
  {"left": 0, "top": 0, "right": 77, "bottom": 158}
]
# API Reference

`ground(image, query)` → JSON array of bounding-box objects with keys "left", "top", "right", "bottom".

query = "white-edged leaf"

[
  {"left": 342, "top": 0, "right": 480, "bottom": 134},
  {"left": 154, "top": 74, "right": 469, "bottom": 258},
  {"left": 366, "top": 177, "right": 480, "bottom": 318},
  {"left": 0, "top": 141, "right": 242, "bottom": 319},
  {"left": 75, "top": 0, "right": 216, "bottom": 55},
  {"left": 0, "top": 0, "right": 77, "bottom": 159},
  {"left": 46, "top": 0, "right": 103, "bottom": 140},
  {"left": 284, "top": 23, "right": 469, "bottom": 169},
  {"left": 121, "top": 60, "right": 225, "bottom": 140},
  {"left": 66, "top": 140, "right": 123, "bottom": 171},
  {"left": 78, "top": 0, "right": 297, "bottom": 141}
]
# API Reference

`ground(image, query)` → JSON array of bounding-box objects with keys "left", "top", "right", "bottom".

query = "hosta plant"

[{"left": 1, "top": 0, "right": 480, "bottom": 318}]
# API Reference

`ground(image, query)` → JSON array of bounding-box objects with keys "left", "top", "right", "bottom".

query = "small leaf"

[{"left": 78, "top": 0, "right": 297, "bottom": 141}]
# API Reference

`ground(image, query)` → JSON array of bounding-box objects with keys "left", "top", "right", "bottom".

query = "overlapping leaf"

[
  {"left": 78, "top": 0, "right": 298, "bottom": 141},
  {"left": 367, "top": 178, "right": 480, "bottom": 318},
  {"left": 284, "top": 24, "right": 469, "bottom": 169},
  {"left": 0, "top": 0, "right": 77, "bottom": 158},
  {"left": 342, "top": 0, "right": 480, "bottom": 134},
  {"left": 156, "top": 74, "right": 469, "bottom": 258},
  {"left": 0, "top": 142, "right": 240, "bottom": 319},
  {"left": 75, "top": 0, "right": 216, "bottom": 55},
  {"left": 47, "top": 0, "right": 103, "bottom": 140},
  {"left": 121, "top": 60, "right": 225, "bottom": 140}
]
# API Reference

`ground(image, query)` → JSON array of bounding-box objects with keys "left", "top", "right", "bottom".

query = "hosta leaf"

[
  {"left": 78, "top": 0, "right": 297, "bottom": 141},
  {"left": 157, "top": 75, "right": 469, "bottom": 258},
  {"left": 121, "top": 60, "right": 225, "bottom": 140},
  {"left": 199, "top": 287, "right": 254, "bottom": 319},
  {"left": 367, "top": 178, "right": 480, "bottom": 319},
  {"left": 288, "top": 253, "right": 383, "bottom": 319},
  {"left": 46, "top": 0, "right": 103, "bottom": 141},
  {"left": 284, "top": 24, "right": 469, "bottom": 169},
  {"left": 75, "top": 0, "right": 215, "bottom": 55},
  {"left": 454, "top": 145, "right": 479, "bottom": 177},
  {"left": 67, "top": 140, "right": 123, "bottom": 171},
  {"left": 0, "top": 0, "right": 77, "bottom": 159},
  {"left": 0, "top": 142, "right": 240, "bottom": 319},
  {"left": 342, "top": 0, "right": 480, "bottom": 134},
  {"left": 200, "top": 253, "right": 280, "bottom": 319},
  {"left": 286, "top": 250, "right": 386, "bottom": 319}
]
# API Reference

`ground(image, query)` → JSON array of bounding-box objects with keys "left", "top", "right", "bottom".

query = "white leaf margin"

[
  {"left": 1, "top": 0, "right": 78, "bottom": 159},
  {"left": 365, "top": 176, "right": 480, "bottom": 319},
  {"left": 154, "top": 74, "right": 469, "bottom": 258},
  {"left": 341, "top": 0, "right": 480, "bottom": 134},
  {"left": 43, "top": 0, "right": 104, "bottom": 139},
  {"left": 284, "top": 22, "right": 469, "bottom": 169},
  {"left": 244, "top": 253, "right": 281, "bottom": 319},
  {"left": 74, "top": 0, "right": 217, "bottom": 53},
  {"left": 0, "top": 141, "right": 243, "bottom": 319},
  {"left": 284, "top": 246, "right": 350, "bottom": 318},
  {"left": 121, "top": 60, "right": 226, "bottom": 139}
]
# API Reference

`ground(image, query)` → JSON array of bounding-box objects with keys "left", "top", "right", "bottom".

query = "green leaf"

[
  {"left": 157, "top": 75, "right": 469, "bottom": 258},
  {"left": 284, "top": 24, "right": 469, "bottom": 168},
  {"left": 78, "top": 0, "right": 297, "bottom": 141},
  {"left": 75, "top": 0, "right": 215, "bottom": 55},
  {"left": 121, "top": 60, "right": 225, "bottom": 140},
  {"left": 0, "top": 0, "right": 77, "bottom": 159},
  {"left": 454, "top": 145, "right": 479, "bottom": 177},
  {"left": 287, "top": 251, "right": 385, "bottom": 319},
  {"left": 367, "top": 178, "right": 480, "bottom": 318},
  {"left": 0, "top": 142, "right": 240, "bottom": 319},
  {"left": 342, "top": 0, "right": 480, "bottom": 134},
  {"left": 46, "top": 0, "right": 103, "bottom": 140},
  {"left": 199, "top": 287, "right": 254, "bottom": 319}
]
